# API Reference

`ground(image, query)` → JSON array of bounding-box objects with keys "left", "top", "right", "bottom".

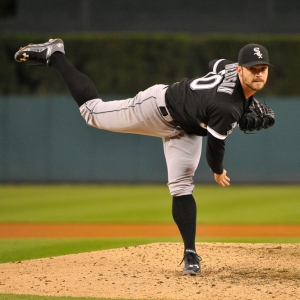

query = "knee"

[
  {"left": 79, "top": 98, "right": 103, "bottom": 128},
  {"left": 168, "top": 174, "right": 195, "bottom": 197}
]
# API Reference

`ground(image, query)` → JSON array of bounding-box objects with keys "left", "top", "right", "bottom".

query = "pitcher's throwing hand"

[{"left": 214, "top": 169, "right": 230, "bottom": 187}]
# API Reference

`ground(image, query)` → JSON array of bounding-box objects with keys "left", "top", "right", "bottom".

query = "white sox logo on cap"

[
  {"left": 253, "top": 47, "right": 263, "bottom": 59},
  {"left": 238, "top": 43, "right": 272, "bottom": 67}
]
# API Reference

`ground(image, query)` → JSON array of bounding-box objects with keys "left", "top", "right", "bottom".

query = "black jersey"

[
  {"left": 166, "top": 61, "right": 250, "bottom": 137},
  {"left": 165, "top": 59, "right": 252, "bottom": 174}
]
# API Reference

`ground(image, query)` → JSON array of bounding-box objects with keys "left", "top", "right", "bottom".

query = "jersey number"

[{"left": 190, "top": 72, "right": 222, "bottom": 90}]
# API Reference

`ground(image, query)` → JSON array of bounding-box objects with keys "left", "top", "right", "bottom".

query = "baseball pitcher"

[{"left": 15, "top": 40, "right": 275, "bottom": 275}]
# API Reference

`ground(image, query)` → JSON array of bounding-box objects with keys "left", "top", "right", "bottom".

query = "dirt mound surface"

[{"left": 0, "top": 243, "right": 299, "bottom": 300}]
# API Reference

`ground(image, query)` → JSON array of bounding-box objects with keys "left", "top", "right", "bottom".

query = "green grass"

[
  {"left": 0, "top": 184, "right": 299, "bottom": 224},
  {"left": 0, "top": 238, "right": 179, "bottom": 263},
  {"left": 195, "top": 185, "right": 300, "bottom": 224},
  {"left": 0, "top": 185, "right": 171, "bottom": 223},
  {"left": 0, "top": 185, "right": 299, "bottom": 267}
]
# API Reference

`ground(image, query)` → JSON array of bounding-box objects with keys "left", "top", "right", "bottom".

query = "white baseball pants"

[{"left": 80, "top": 84, "right": 202, "bottom": 196}]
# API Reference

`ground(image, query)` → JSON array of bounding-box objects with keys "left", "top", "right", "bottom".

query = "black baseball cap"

[{"left": 238, "top": 43, "right": 272, "bottom": 67}]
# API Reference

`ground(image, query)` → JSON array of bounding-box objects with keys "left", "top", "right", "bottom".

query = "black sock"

[
  {"left": 50, "top": 52, "right": 99, "bottom": 107},
  {"left": 172, "top": 194, "right": 197, "bottom": 251}
]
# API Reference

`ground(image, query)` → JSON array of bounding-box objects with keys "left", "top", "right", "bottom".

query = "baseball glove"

[{"left": 239, "top": 98, "right": 275, "bottom": 133}]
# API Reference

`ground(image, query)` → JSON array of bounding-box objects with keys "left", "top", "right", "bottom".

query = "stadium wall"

[{"left": 0, "top": 96, "right": 298, "bottom": 184}]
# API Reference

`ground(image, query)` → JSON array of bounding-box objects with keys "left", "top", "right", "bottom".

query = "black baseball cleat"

[
  {"left": 180, "top": 249, "right": 202, "bottom": 275},
  {"left": 14, "top": 38, "right": 65, "bottom": 66}
]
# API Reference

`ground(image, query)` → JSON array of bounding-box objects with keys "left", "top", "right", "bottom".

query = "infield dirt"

[
  {"left": 0, "top": 224, "right": 299, "bottom": 299},
  {"left": 0, "top": 242, "right": 299, "bottom": 300},
  {"left": 1, "top": 223, "right": 300, "bottom": 238}
]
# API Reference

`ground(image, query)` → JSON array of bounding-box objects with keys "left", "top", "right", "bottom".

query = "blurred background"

[
  {"left": 2, "top": 0, "right": 300, "bottom": 34},
  {"left": 1, "top": 0, "right": 300, "bottom": 184}
]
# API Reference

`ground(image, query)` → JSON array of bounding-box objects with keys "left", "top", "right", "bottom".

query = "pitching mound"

[{"left": 0, "top": 243, "right": 299, "bottom": 300}]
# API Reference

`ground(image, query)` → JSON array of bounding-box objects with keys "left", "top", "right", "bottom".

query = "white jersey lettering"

[
  {"left": 217, "top": 63, "right": 238, "bottom": 94},
  {"left": 190, "top": 73, "right": 223, "bottom": 90}
]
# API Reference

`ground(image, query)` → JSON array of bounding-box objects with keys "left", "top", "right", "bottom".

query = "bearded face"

[{"left": 237, "top": 65, "right": 268, "bottom": 93}]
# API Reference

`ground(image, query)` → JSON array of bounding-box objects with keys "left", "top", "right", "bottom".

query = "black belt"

[
  {"left": 159, "top": 106, "right": 169, "bottom": 117},
  {"left": 159, "top": 106, "right": 179, "bottom": 127}
]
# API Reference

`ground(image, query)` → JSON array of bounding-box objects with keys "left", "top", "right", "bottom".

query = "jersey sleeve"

[
  {"left": 209, "top": 59, "right": 234, "bottom": 74},
  {"left": 206, "top": 131, "right": 225, "bottom": 174},
  {"left": 206, "top": 100, "right": 239, "bottom": 139}
]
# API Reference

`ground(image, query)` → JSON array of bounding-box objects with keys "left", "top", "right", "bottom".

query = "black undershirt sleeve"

[{"left": 206, "top": 131, "right": 225, "bottom": 174}]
